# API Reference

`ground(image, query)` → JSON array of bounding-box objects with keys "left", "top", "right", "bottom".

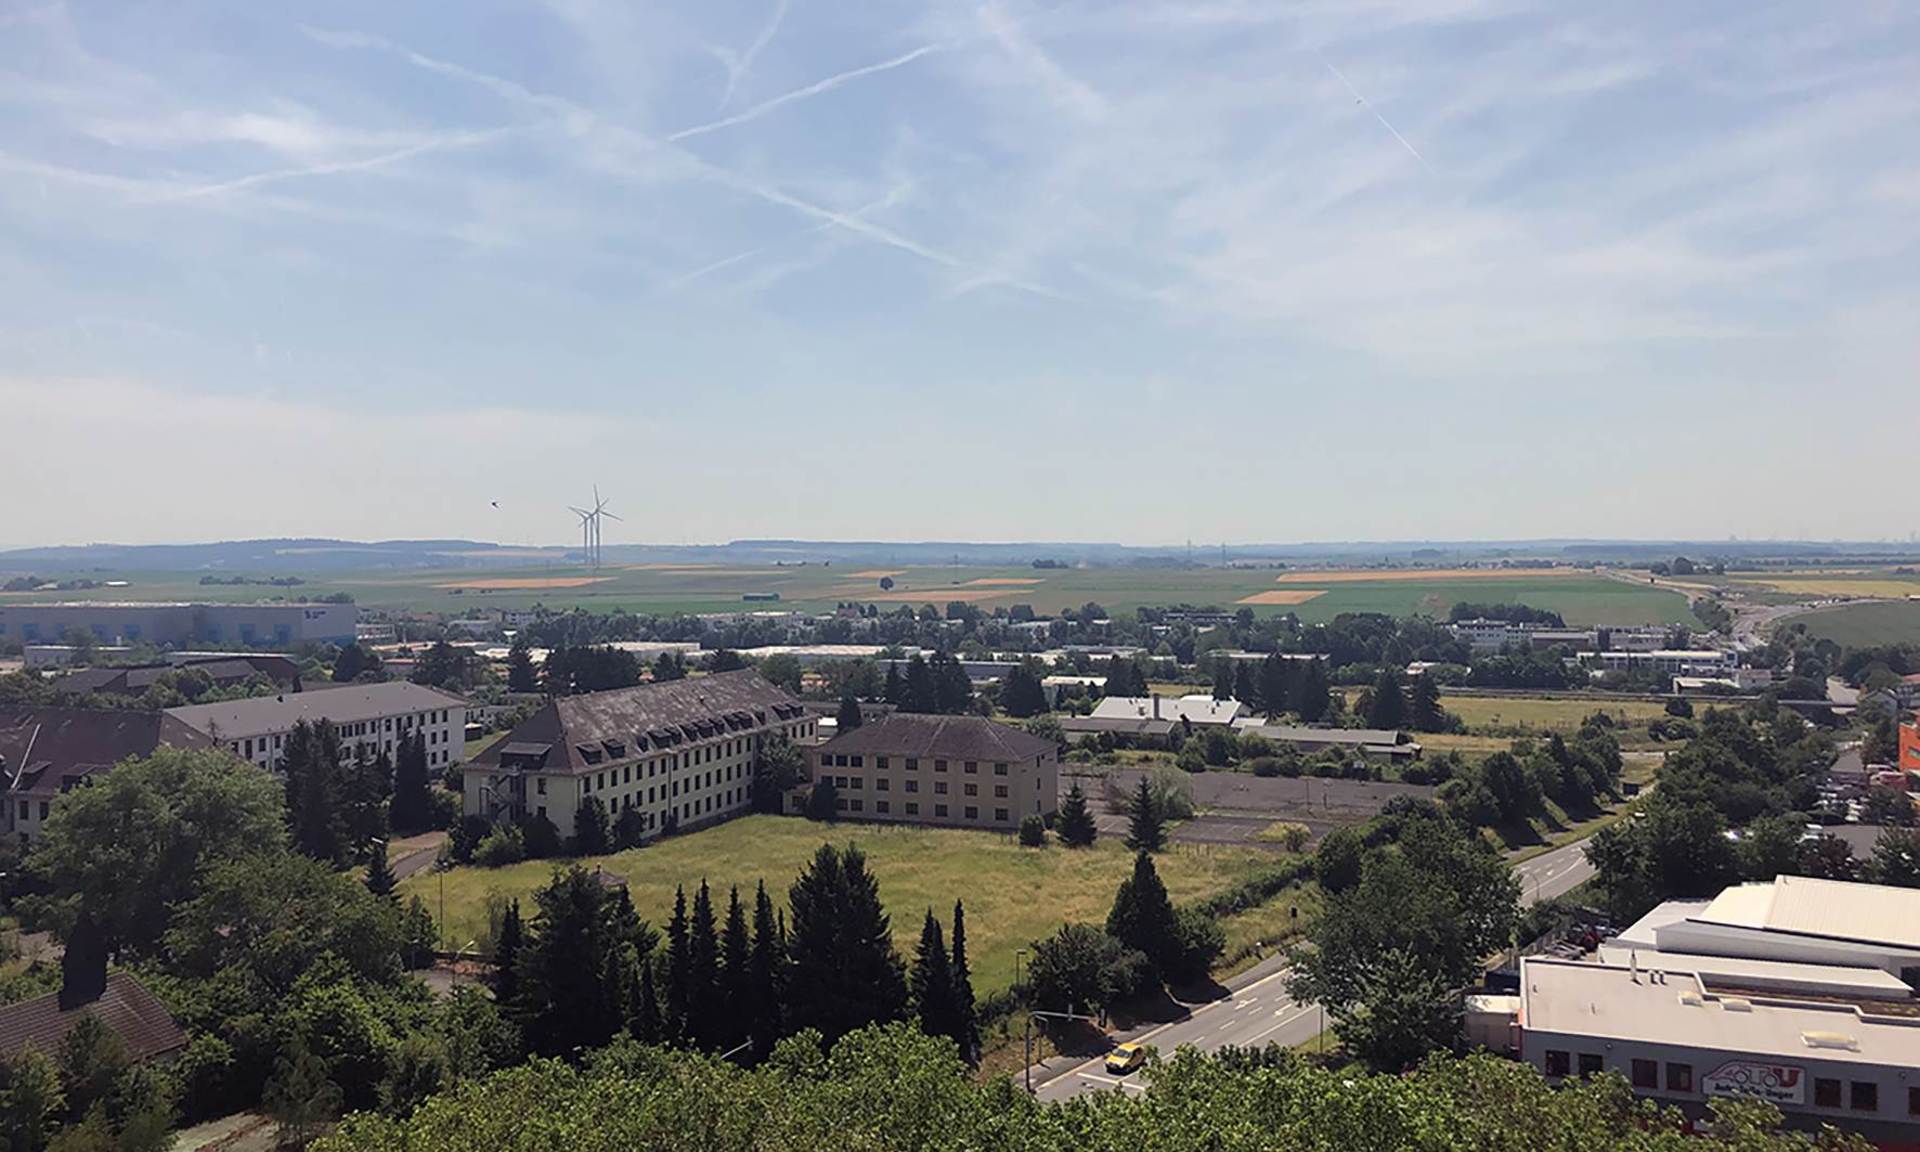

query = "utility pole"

[{"left": 1025, "top": 1008, "right": 1100, "bottom": 1094}]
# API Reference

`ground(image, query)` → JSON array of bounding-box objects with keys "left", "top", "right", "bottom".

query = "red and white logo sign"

[{"left": 1703, "top": 1061, "right": 1805, "bottom": 1104}]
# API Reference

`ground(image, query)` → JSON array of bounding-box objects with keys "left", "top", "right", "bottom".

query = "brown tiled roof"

[
  {"left": 818, "top": 713, "right": 1054, "bottom": 762},
  {"left": 56, "top": 655, "right": 299, "bottom": 697},
  {"left": 0, "top": 972, "right": 187, "bottom": 1063},
  {"left": 1, "top": 708, "right": 214, "bottom": 796},
  {"left": 472, "top": 670, "right": 805, "bottom": 776}
]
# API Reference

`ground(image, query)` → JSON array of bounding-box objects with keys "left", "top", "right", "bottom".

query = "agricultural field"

[
  {"left": 1725, "top": 569, "right": 1920, "bottom": 599},
  {"left": 402, "top": 815, "right": 1298, "bottom": 998},
  {"left": 0, "top": 562, "right": 1693, "bottom": 625},
  {"left": 1797, "top": 600, "right": 1920, "bottom": 647}
]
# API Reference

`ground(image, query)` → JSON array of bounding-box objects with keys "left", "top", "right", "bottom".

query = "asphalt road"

[{"left": 1027, "top": 836, "right": 1598, "bottom": 1101}]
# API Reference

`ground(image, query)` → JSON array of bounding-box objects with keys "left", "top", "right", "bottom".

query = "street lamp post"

[
  {"left": 1024, "top": 1008, "right": 1100, "bottom": 1094},
  {"left": 1014, "top": 947, "right": 1026, "bottom": 993}
]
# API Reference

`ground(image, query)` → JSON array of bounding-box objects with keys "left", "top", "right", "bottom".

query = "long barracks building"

[{"left": 463, "top": 670, "right": 817, "bottom": 842}]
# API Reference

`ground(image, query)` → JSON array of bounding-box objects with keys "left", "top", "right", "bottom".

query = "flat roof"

[
  {"left": 1521, "top": 958, "right": 1920, "bottom": 1068},
  {"left": 1592, "top": 946, "right": 1913, "bottom": 999},
  {"left": 1697, "top": 876, "right": 1920, "bottom": 950}
]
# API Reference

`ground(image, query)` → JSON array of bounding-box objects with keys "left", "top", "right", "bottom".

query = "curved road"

[{"left": 1029, "top": 836, "right": 1597, "bottom": 1101}]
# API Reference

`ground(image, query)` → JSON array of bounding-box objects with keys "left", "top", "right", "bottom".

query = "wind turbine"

[
  {"left": 569, "top": 506, "right": 594, "bottom": 566},
  {"left": 591, "top": 487, "right": 621, "bottom": 569}
]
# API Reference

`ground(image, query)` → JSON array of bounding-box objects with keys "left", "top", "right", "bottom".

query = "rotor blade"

[{"left": 599, "top": 510, "right": 624, "bottom": 522}]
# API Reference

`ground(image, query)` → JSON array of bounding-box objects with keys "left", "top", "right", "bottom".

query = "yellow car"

[{"left": 1104, "top": 1042, "right": 1148, "bottom": 1076}]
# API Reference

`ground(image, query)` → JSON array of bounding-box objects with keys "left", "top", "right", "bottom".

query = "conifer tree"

[
  {"left": 883, "top": 663, "right": 904, "bottom": 707},
  {"left": 786, "top": 844, "right": 907, "bottom": 1042},
  {"left": 748, "top": 881, "right": 784, "bottom": 1057},
  {"left": 1367, "top": 667, "right": 1408, "bottom": 730},
  {"left": 718, "top": 887, "right": 752, "bottom": 1052},
  {"left": 950, "top": 899, "right": 980, "bottom": 1065},
  {"left": 390, "top": 730, "right": 433, "bottom": 835},
  {"left": 283, "top": 720, "right": 348, "bottom": 865},
  {"left": 901, "top": 655, "right": 938, "bottom": 714},
  {"left": 506, "top": 641, "right": 539, "bottom": 693},
  {"left": 1125, "top": 775, "right": 1166, "bottom": 853},
  {"left": 1296, "top": 659, "right": 1332, "bottom": 723},
  {"left": 1259, "top": 653, "right": 1292, "bottom": 717},
  {"left": 632, "top": 956, "right": 662, "bottom": 1043},
  {"left": 1107, "top": 851, "right": 1182, "bottom": 982},
  {"left": 836, "top": 691, "right": 864, "bottom": 731},
  {"left": 363, "top": 840, "right": 397, "bottom": 900},
  {"left": 666, "top": 886, "right": 691, "bottom": 1042},
  {"left": 493, "top": 899, "right": 523, "bottom": 1011},
  {"left": 514, "top": 865, "right": 618, "bottom": 1056},
  {"left": 1056, "top": 782, "right": 1098, "bottom": 848},
  {"left": 688, "top": 880, "right": 721, "bottom": 1049},
  {"left": 910, "top": 911, "right": 955, "bottom": 1046},
  {"left": 571, "top": 796, "right": 610, "bottom": 856},
  {"left": 1407, "top": 673, "right": 1444, "bottom": 733}
]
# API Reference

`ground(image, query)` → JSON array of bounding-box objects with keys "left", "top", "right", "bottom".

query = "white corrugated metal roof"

[{"left": 1699, "top": 876, "right": 1920, "bottom": 948}]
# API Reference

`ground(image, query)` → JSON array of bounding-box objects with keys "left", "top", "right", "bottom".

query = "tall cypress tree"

[
  {"left": 748, "top": 880, "right": 784, "bottom": 1057},
  {"left": 688, "top": 880, "right": 721, "bottom": 1049},
  {"left": 1296, "top": 659, "right": 1332, "bottom": 723},
  {"left": 1259, "top": 653, "right": 1291, "bottom": 718},
  {"left": 1233, "top": 662, "right": 1260, "bottom": 710},
  {"left": 883, "top": 663, "right": 904, "bottom": 707},
  {"left": 493, "top": 899, "right": 523, "bottom": 1011},
  {"left": 1125, "top": 775, "right": 1166, "bottom": 853},
  {"left": 1407, "top": 673, "right": 1444, "bottom": 733},
  {"left": 390, "top": 730, "right": 432, "bottom": 834},
  {"left": 950, "top": 899, "right": 980, "bottom": 1065},
  {"left": 632, "top": 955, "right": 662, "bottom": 1043},
  {"left": 283, "top": 720, "right": 348, "bottom": 865},
  {"left": 718, "top": 887, "right": 752, "bottom": 1052},
  {"left": 506, "top": 641, "right": 539, "bottom": 693},
  {"left": 1056, "top": 782, "right": 1098, "bottom": 848},
  {"left": 910, "top": 911, "right": 954, "bottom": 1046},
  {"left": 665, "top": 886, "right": 691, "bottom": 1043}
]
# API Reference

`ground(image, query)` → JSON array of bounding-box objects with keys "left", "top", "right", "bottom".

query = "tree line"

[
  {"left": 317, "top": 1020, "right": 1869, "bottom": 1152},
  {"left": 495, "top": 843, "right": 981, "bottom": 1070}
]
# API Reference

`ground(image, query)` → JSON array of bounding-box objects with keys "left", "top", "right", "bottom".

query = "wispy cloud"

[
  {"left": 671, "top": 44, "right": 944, "bottom": 143},
  {"left": 142, "top": 127, "right": 514, "bottom": 202}
]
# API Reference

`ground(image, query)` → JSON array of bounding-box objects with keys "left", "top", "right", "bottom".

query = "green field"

[
  {"left": 1439, "top": 695, "right": 1672, "bottom": 732},
  {"left": 1797, "top": 600, "right": 1920, "bottom": 647},
  {"left": 1, "top": 564, "right": 1692, "bottom": 625},
  {"left": 402, "top": 815, "right": 1292, "bottom": 998}
]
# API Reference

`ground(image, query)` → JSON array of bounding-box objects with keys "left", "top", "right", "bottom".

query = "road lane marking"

[{"left": 1247, "top": 1006, "right": 1318, "bottom": 1044}]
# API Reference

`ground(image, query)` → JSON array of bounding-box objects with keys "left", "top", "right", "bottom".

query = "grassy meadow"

[{"left": 402, "top": 815, "right": 1297, "bottom": 998}]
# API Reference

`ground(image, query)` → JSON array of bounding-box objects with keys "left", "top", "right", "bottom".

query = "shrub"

[
  {"left": 474, "top": 826, "right": 526, "bottom": 868},
  {"left": 1018, "top": 814, "right": 1047, "bottom": 847}
]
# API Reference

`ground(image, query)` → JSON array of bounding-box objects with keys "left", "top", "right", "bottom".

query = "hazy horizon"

[{"left": 5, "top": 1, "right": 1917, "bottom": 547}]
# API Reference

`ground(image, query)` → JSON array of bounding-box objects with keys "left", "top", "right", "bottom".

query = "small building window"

[
  {"left": 877, "top": 757, "right": 889, "bottom": 770},
  {"left": 1665, "top": 1063, "right": 1692, "bottom": 1093},
  {"left": 876, "top": 800, "right": 890, "bottom": 814},
  {"left": 994, "top": 785, "right": 1008, "bottom": 798},
  {"left": 906, "top": 758, "right": 919, "bottom": 770},
  {"left": 876, "top": 778, "right": 889, "bottom": 791},
  {"left": 935, "top": 781, "right": 948, "bottom": 795},
  {"left": 964, "top": 783, "right": 977, "bottom": 796},
  {"left": 1545, "top": 1051, "right": 1570, "bottom": 1078},
  {"left": 906, "top": 779, "right": 919, "bottom": 793},
  {"left": 994, "top": 808, "right": 1009, "bottom": 822},
  {"left": 850, "top": 799, "right": 864, "bottom": 813},
  {"left": 935, "top": 803, "right": 948, "bottom": 817},
  {"left": 1814, "top": 1079, "right": 1841, "bottom": 1109},
  {"left": 964, "top": 806, "right": 978, "bottom": 820},
  {"left": 1851, "top": 1082, "right": 1878, "bottom": 1113},
  {"left": 1577, "top": 1054, "right": 1602, "bottom": 1078},
  {"left": 994, "top": 762, "right": 1008, "bottom": 775},
  {"left": 906, "top": 802, "right": 919, "bottom": 815},
  {"left": 964, "top": 761, "right": 977, "bottom": 774},
  {"left": 935, "top": 759, "right": 948, "bottom": 772},
  {"left": 1907, "top": 1086, "right": 1920, "bottom": 1115}
]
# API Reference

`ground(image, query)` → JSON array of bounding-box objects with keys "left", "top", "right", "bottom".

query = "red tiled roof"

[{"left": 0, "top": 972, "right": 187, "bottom": 1063}]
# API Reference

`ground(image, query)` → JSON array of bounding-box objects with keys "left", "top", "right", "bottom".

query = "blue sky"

[{"left": 2, "top": 0, "right": 1916, "bottom": 548}]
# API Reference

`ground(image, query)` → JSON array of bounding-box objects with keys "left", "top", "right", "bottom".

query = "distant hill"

[{"left": 2, "top": 536, "right": 1916, "bottom": 575}]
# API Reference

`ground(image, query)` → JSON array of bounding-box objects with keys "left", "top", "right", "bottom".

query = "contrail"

[
  {"left": 720, "top": 0, "right": 790, "bottom": 109},
  {"left": 145, "top": 128, "right": 510, "bottom": 202},
  {"left": 670, "top": 44, "right": 942, "bottom": 142},
  {"left": 1322, "top": 57, "right": 1433, "bottom": 174}
]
